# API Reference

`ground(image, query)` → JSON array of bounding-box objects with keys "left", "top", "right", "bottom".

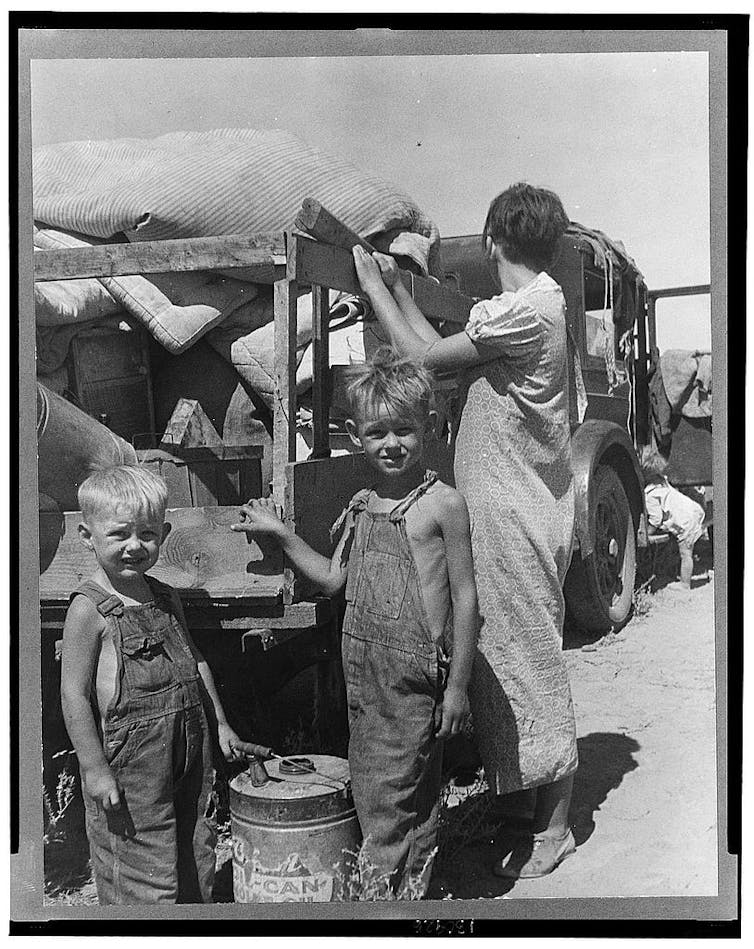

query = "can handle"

[{"left": 278, "top": 757, "right": 315, "bottom": 775}]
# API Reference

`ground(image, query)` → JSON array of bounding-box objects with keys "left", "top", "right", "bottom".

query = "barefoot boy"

[
  {"left": 61, "top": 465, "right": 241, "bottom": 904},
  {"left": 232, "top": 349, "right": 479, "bottom": 897}
]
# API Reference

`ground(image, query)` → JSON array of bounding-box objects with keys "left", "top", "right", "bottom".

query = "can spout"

[{"left": 246, "top": 755, "right": 271, "bottom": 787}]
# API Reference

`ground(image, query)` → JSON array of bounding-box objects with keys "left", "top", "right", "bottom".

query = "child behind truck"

[
  {"left": 61, "top": 465, "right": 242, "bottom": 904},
  {"left": 232, "top": 349, "right": 479, "bottom": 898},
  {"left": 641, "top": 446, "right": 707, "bottom": 587}
]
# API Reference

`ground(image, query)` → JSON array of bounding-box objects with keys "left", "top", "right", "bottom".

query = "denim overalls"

[
  {"left": 72, "top": 577, "right": 216, "bottom": 904},
  {"left": 336, "top": 470, "right": 449, "bottom": 897}
]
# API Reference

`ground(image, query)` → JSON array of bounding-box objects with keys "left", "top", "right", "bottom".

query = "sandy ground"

[
  {"left": 429, "top": 564, "right": 719, "bottom": 900},
  {"left": 44, "top": 548, "right": 720, "bottom": 905}
]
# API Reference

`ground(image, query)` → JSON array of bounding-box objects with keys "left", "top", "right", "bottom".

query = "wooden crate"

[
  {"left": 68, "top": 320, "right": 155, "bottom": 442},
  {"left": 137, "top": 444, "right": 264, "bottom": 508}
]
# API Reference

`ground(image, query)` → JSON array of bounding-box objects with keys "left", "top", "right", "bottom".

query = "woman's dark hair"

[{"left": 483, "top": 182, "right": 570, "bottom": 272}]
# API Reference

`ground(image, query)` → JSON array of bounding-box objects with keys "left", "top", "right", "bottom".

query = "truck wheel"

[{"left": 565, "top": 464, "right": 637, "bottom": 634}]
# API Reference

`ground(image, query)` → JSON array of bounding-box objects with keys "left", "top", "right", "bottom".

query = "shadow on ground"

[{"left": 428, "top": 731, "right": 640, "bottom": 900}]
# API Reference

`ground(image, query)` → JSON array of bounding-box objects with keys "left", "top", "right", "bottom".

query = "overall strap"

[
  {"left": 71, "top": 580, "right": 124, "bottom": 617},
  {"left": 389, "top": 470, "right": 438, "bottom": 522},
  {"left": 329, "top": 488, "right": 372, "bottom": 543}
]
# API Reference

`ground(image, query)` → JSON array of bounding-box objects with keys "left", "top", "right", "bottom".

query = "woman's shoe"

[{"left": 492, "top": 828, "right": 576, "bottom": 879}]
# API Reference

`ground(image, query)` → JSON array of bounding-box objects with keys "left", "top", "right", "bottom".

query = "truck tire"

[{"left": 565, "top": 464, "right": 637, "bottom": 634}]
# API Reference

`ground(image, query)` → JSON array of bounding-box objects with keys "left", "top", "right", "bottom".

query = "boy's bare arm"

[
  {"left": 171, "top": 591, "right": 242, "bottom": 761},
  {"left": 436, "top": 490, "right": 480, "bottom": 739},
  {"left": 196, "top": 658, "right": 244, "bottom": 760},
  {"left": 60, "top": 597, "right": 121, "bottom": 810},
  {"left": 231, "top": 499, "right": 349, "bottom": 596}
]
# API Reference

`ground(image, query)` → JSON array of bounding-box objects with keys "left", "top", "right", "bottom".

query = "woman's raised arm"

[{"left": 352, "top": 246, "right": 493, "bottom": 373}]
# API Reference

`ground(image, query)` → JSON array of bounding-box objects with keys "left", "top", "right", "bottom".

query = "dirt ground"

[
  {"left": 44, "top": 541, "right": 719, "bottom": 905},
  {"left": 429, "top": 541, "right": 719, "bottom": 900}
]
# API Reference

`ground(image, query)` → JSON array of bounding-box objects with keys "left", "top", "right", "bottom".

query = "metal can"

[{"left": 230, "top": 754, "right": 361, "bottom": 903}]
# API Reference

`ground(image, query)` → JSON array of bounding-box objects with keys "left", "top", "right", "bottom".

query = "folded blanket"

[
  {"left": 205, "top": 289, "right": 374, "bottom": 412},
  {"left": 33, "top": 128, "right": 442, "bottom": 277},
  {"left": 660, "top": 349, "right": 712, "bottom": 418},
  {"left": 34, "top": 226, "right": 253, "bottom": 354},
  {"left": 682, "top": 352, "right": 712, "bottom": 418}
]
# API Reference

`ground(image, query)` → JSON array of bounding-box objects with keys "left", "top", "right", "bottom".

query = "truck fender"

[{"left": 570, "top": 420, "right": 644, "bottom": 558}]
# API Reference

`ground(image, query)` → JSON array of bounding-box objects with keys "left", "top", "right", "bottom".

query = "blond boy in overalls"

[
  {"left": 232, "top": 349, "right": 479, "bottom": 897},
  {"left": 61, "top": 465, "right": 242, "bottom": 904}
]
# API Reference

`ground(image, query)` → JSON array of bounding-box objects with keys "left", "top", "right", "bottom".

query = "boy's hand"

[
  {"left": 435, "top": 684, "right": 469, "bottom": 740},
  {"left": 217, "top": 722, "right": 244, "bottom": 762},
  {"left": 82, "top": 764, "right": 121, "bottom": 811},
  {"left": 353, "top": 245, "right": 399, "bottom": 295},
  {"left": 231, "top": 498, "right": 285, "bottom": 539}
]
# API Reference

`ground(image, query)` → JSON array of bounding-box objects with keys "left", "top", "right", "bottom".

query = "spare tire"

[{"left": 565, "top": 464, "right": 636, "bottom": 634}]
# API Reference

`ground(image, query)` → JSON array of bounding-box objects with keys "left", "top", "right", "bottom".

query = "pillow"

[{"left": 34, "top": 225, "right": 251, "bottom": 354}]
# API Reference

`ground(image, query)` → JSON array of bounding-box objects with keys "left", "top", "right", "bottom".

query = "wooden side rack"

[{"left": 35, "top": 207, "right": 476, "bottom": 610}]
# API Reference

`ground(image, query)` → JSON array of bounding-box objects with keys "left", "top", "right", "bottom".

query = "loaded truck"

[{"left": 36, "top": 203, "right": 712, "bottom": 759}]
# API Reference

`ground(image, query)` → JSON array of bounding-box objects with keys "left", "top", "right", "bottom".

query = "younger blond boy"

[{"left": 61, "top": 465, "right": 241, "bottom": 904}]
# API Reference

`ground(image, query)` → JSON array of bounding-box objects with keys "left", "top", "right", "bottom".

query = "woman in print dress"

[{"left": 352, "top": 182, "right": 578, "bottom": 879}]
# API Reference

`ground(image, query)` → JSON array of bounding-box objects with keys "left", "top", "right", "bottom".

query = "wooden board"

[
  {"left": 39, "top": 506, "right": 285, "bottom": 602},
  {"left": 40, "top": 598, "right": 331, "bottom": 630},
  {"left": 310, "top": 283, "right": 331, "bottom": 459},
  {"left": 295, "top": 235, "right": 473, "bottom": 325},
  {"left": 34, "top": 233, "right": 286, "bottom": 282},
  {"left": 288, "top": 450, "right": 372, "bottom": 540},
  {"left": 295, "top": 198, "right": 377, "bottom": 254},
  {"left": 138, "top": 448, "right": 263, "bottom": 508},
  {"left": 161, "top": 398, "right": 224, "bottom": 448},
  {"left": 273, "top": 235, "right": 298, "bottom": 508}
]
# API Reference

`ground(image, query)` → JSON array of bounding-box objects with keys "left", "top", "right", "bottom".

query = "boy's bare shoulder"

[
  {"left": 64, "top": 593, "right": 106, "bottom": 638},
  {"left": 425, "top": 480, "right": 470, "bottom": 519}
]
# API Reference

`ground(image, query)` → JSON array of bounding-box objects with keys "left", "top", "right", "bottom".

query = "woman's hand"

[
  {"left": 231, "top": 498, "right": 285, "bottom": 540},
  {"left": 352, "top": 245, "right": 400, "bottom": 296},
  {"left": 371, "top": 251, "right": 401, "bottom": 287}
]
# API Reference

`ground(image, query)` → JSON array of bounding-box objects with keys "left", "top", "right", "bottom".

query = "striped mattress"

[{"left": 32, "top": 128, "right": 441, "bottom": 276}]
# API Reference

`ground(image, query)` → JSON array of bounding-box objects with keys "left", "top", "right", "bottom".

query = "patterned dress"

[{"left": 453, "top": 272, "right": 579, "bottom": 795}]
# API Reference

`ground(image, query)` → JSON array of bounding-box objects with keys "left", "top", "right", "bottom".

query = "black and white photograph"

[{"left": 12, "top": 21, "right": 740, "bottom": 934}]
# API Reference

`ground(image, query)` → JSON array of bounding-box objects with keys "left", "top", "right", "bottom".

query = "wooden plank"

[
  {"left": 238, "top": 457, "right": 263, "bottom": 505},
  {"left": 272, "top": 238, "right": 298, "bottom": 509},
  {"left": 295, "top": 235, "right": 473, "bottom": 325},
  {"left": 161, "top": 398, "right": 224, "bottom": 449},
  {"left": 187, "top": 462, "right": 220, "bottom": 508},
  {"left": 310, "top": 284, "right": 331, "bottom": 459},
  {"left": 34, "top": 233, "right": 286, "bottom": 282},
  {"left": 41, "top": 599, "right": 331, "bottom": 629},
  {"left": 273, "top": 233, "right": 300, "bottom": 603},
  {"left": 287, "top": 453, "right": 373, "bottom": 601},
  {"left": 295, "top": 197, "right": 377, "bottom": 254},
  {"left": 138, "top": 445, "right": 264, "bottom": 462},
  {"left": 647, "top": 284, "right": 711, "bottom": 300},
  {"left": 39, "top": 506, "right": 285, "bottom": 601}
]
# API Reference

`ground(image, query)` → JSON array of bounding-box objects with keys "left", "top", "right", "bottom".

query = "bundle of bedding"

[{"left": 33, "top": 128, "right": 441, "bottom": 409}]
